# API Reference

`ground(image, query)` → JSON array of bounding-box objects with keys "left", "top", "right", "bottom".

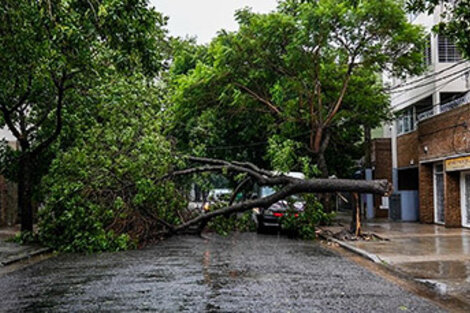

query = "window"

[
  {"left": 397, "top": 107, "right": 415, "bottom": 135},
  {"left": 438, "top": 35, "right": 461, "bottom": 63},
  {"left": 440, "top": 92, "right": 464, "bottom": 105}
]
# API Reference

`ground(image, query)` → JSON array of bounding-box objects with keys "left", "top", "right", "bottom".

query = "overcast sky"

[{"left": 150, "top": 0, "right": 278, "bottom": 44}]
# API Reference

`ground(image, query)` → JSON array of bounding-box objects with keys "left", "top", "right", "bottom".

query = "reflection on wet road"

[
  {"left": 349, "top": 222, "right": 470, "bottom": 303},
  {"left": 0, "top": 233, "right": 446, "bottom": 312}
]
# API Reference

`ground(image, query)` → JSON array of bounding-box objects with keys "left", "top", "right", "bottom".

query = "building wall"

[
  {"left": 397, "top": 132, "right": 420, "bottom": 168},
  {"left": 444, "top": 171, "right": 461, "bottom": 227},
  {"left": 418, "top": 104, "right": 470, "bottom": 161},
  {"left": 419, "top": 164, "right": 434, "bottom": 223},
  {"left": 390, "top": 5, "right": 470, "bottom": 113},
  {"left": 371, "top": 138, "right": 392, "bottom": 218},
  {"left": 405, "top": 103, "right": 470, "bottom": 227}
]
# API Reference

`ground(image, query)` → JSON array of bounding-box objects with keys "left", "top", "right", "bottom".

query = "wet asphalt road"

[{"left": 0, "top": 233, "right": 446, "bottom": 313}]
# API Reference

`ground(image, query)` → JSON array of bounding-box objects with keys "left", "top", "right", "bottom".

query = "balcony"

[{"left": 417, "top": 92, "right": 470, "bottom": 122}]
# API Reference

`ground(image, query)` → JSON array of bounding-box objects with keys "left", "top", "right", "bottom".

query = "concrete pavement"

[
  {"left": 321, "top": 220, "right": 470, "bottom": 306},
  {"left": 0, "top": 226, "right": 50, "bottom": 268}
]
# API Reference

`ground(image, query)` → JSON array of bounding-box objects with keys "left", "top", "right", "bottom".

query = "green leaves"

[
  {"left": 38, "top": 75, "right": 185, "bottom": 252},
  {"left": 167, "top": 0, "right": 423, "bottom": 176}
]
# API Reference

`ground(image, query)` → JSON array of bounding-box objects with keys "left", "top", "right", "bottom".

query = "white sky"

[{"left": 150, "top": 0, "right": 278, "bottom": 44}]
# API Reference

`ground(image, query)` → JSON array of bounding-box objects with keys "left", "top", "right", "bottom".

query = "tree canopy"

[
  {"left": 167, "top": 0, "right": 426, "bottom": 177},
  {"left": 0, "top": 0, "right": 169, "bottom": 231}
]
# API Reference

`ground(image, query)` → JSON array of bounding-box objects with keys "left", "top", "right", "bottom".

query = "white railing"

[
  {"left": 440, "top": 92, "right": 470, "bottom": 113},
  {"left": 417, "top": 109, "right": 434, "bottom": 121},
  {"left": 417, "top": 91, "right": 470, "bottom": 122}
]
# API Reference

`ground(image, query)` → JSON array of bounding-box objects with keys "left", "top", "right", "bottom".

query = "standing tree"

[
  {"left": 168, "top": 0, "right": 425, "bottom": 179},
  {"left": 0, "top": 0, "right": 168, "bottom": 232}
]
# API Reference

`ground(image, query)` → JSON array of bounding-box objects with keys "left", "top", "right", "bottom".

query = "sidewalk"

[
  {"left": 320, "top": 218, "right": 470, "bottom": 305},
  {"left": 0, "top": 226, "right": 50, "bottom": 267}
]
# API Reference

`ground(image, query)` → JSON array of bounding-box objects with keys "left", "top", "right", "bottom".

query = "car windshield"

[
  {"left": 290, "top": 195, "right": 301, "bottom": 201},
  {"left": 260, "top": 187, "right": 275, "bottom": 198}
]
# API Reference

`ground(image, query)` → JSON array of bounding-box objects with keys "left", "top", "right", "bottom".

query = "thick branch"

[
  {"left": 172, "top": 178, "right": 390, "bottom": 234},
  {"left": 233, "top": 82, "right": 282, "bottom": 115},
  {"left": 229, "top": 177, "right": 251, "bottom": 206},
  {"left": 0, "top": 104, "right": 22, "bottom": 141},
  {"left": 188, "top": 156, "right": 274, "bottom": 178},
  {"left": 31, "top": 75, "right": 65, "bottom": 156},
  {"left": 323, "top": 61, "right": 355, "bottom": 127},
  {"left": 162, "top": 163, "right": 291, "bottom": 186}
]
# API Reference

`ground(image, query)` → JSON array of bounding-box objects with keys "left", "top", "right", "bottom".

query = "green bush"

[
  {"left": 206, "top": 205, "right": 256, "bottom": 236},
  {"left": 281, "top": 195, "right": 335, "bottom": 240},
  {"left": 38, "top": 75, "right": 185, "bottom": 252}
]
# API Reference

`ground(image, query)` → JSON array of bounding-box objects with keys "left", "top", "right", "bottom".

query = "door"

[
  {"left": 460, "top": 172, "right": 470, "bottom": 228},
  {"left": 434, "top": 164, "right": 445, "bottom": 224}
]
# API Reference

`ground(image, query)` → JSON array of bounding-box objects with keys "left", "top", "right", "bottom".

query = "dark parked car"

[{"left": 252, "top": 186, "right": 305, "bottom": 233}]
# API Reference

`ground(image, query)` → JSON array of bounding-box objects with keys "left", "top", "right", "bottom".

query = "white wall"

[
  {"left": 390, "top": 5, "right": 470, "bottom": 113},
  {"left": 0, "top": 127, "right": 15, "bottom": 142}
]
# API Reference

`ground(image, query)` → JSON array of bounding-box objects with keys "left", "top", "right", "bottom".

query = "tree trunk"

[
  {"left": 350, "top": 193, "right": 361, "bottom": 236},
  {"left": 18, "top": 154, "right": 33, "bottom": 232},
  {"left": 313, "top": 131, "right": 332, "bottom": 212},
  {"left": 162, "top": 157, "right": 392, "bottom": 236},
  {"left": 364, "top": 125, "right": 372, "bottom": 168}
]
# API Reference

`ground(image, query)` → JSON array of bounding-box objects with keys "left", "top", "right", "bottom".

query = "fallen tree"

[
  {"left": 161, "top": 157, "right": 392, "bottom": 236},
  {"left": 40, "top": 151, "right": 392, "bottom": 252}
]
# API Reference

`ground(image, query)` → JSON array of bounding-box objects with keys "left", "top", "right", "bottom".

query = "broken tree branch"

[{"left": 155, "top": 156, "right": 391, "bottom": 236}]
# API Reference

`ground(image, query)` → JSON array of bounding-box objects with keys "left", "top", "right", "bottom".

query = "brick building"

[
  {"left": 371, "top": 4, "right": 470, "bottom": 227},
  {"left": 395, "top": 98, "right": 470, "bottom": 227},
  {"left": 370, "top": 138, "right": 392, "bottom": 218}
]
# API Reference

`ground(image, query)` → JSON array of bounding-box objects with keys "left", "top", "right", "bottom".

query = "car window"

[{"left": 260, "top": 187, "right": 275, "bottom": 198}]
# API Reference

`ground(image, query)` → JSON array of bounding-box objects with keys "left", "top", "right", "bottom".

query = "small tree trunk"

[
  {"left": 18, "top": 154, "right": 33, "bottom": 232},
  {"left": 311, "top": 129, "right": 334, "bottom": 213},
  {"left": 350, "top": 192, "right": 361, "bottom": 236}
]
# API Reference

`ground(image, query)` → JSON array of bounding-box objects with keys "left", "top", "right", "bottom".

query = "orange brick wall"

[
  {"left": 418, "top": 104, "right": 470, "bottom": 161},
  {"left": 372, "top": 138, "right": 392, "bottom": 182},
  {"left": 371, "top": 138, "right": 392, "bottom": 218},
  {"left": 419, "top": 163, "right": 434, "bottom": 224},
  {"left": 397, "top": 131, "right": 419, "bottom": 168},
  {"left": 444, "top": 171, "right": 462, "bottom": 227}
]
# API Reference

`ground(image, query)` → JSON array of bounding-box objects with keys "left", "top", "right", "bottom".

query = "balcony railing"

[{"left": 417, "top": 92, "right": 470, "bottom": 122}]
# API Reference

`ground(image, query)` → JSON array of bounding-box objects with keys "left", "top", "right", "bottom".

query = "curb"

[
  {"left": 319, "top": 233, "right": 458, "bottom": 299},
  {"left": 0, "top": 247, "right": 52, "bottom": 267},
  {"left": 318, "top": 233, "right": 383, "bottom": 264}
]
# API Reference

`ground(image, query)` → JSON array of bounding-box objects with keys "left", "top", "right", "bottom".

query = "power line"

[
  {"left": 386, "top": 60, "right": 467, "bottom": 92},
  {"left": 392, "top": 70, "right": 469, "bottom": 109},
  {"left": 389, "top": 66, "right": 470, "bottom": 94}
]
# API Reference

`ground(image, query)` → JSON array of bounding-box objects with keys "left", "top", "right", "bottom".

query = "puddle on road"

[
  {"left": 396, "top": 260, "right": 470, "bottom": 304},
  {"left": 397, "top": 260, "right": 470, "bottom": 280}
]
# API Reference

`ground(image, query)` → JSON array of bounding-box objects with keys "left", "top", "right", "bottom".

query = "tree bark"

[
  {"left": 312, "top": 131, "right": 332, "bottom": 212},
  {"left": 350, "top": 192, "right": 361, "bottom": 236},
  {"left": 364, "top": 125, "right": 372, "bottom": 169},
  {"left": 161, "top": 157, "right": 392, "bottom": 236},
  {"left": 18, "top": 153, "right": 33, "bottom": 232}
]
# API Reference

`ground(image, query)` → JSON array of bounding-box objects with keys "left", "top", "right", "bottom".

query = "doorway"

[{"left": 433, "top": 163, "right": 445, "bottom": 224}]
